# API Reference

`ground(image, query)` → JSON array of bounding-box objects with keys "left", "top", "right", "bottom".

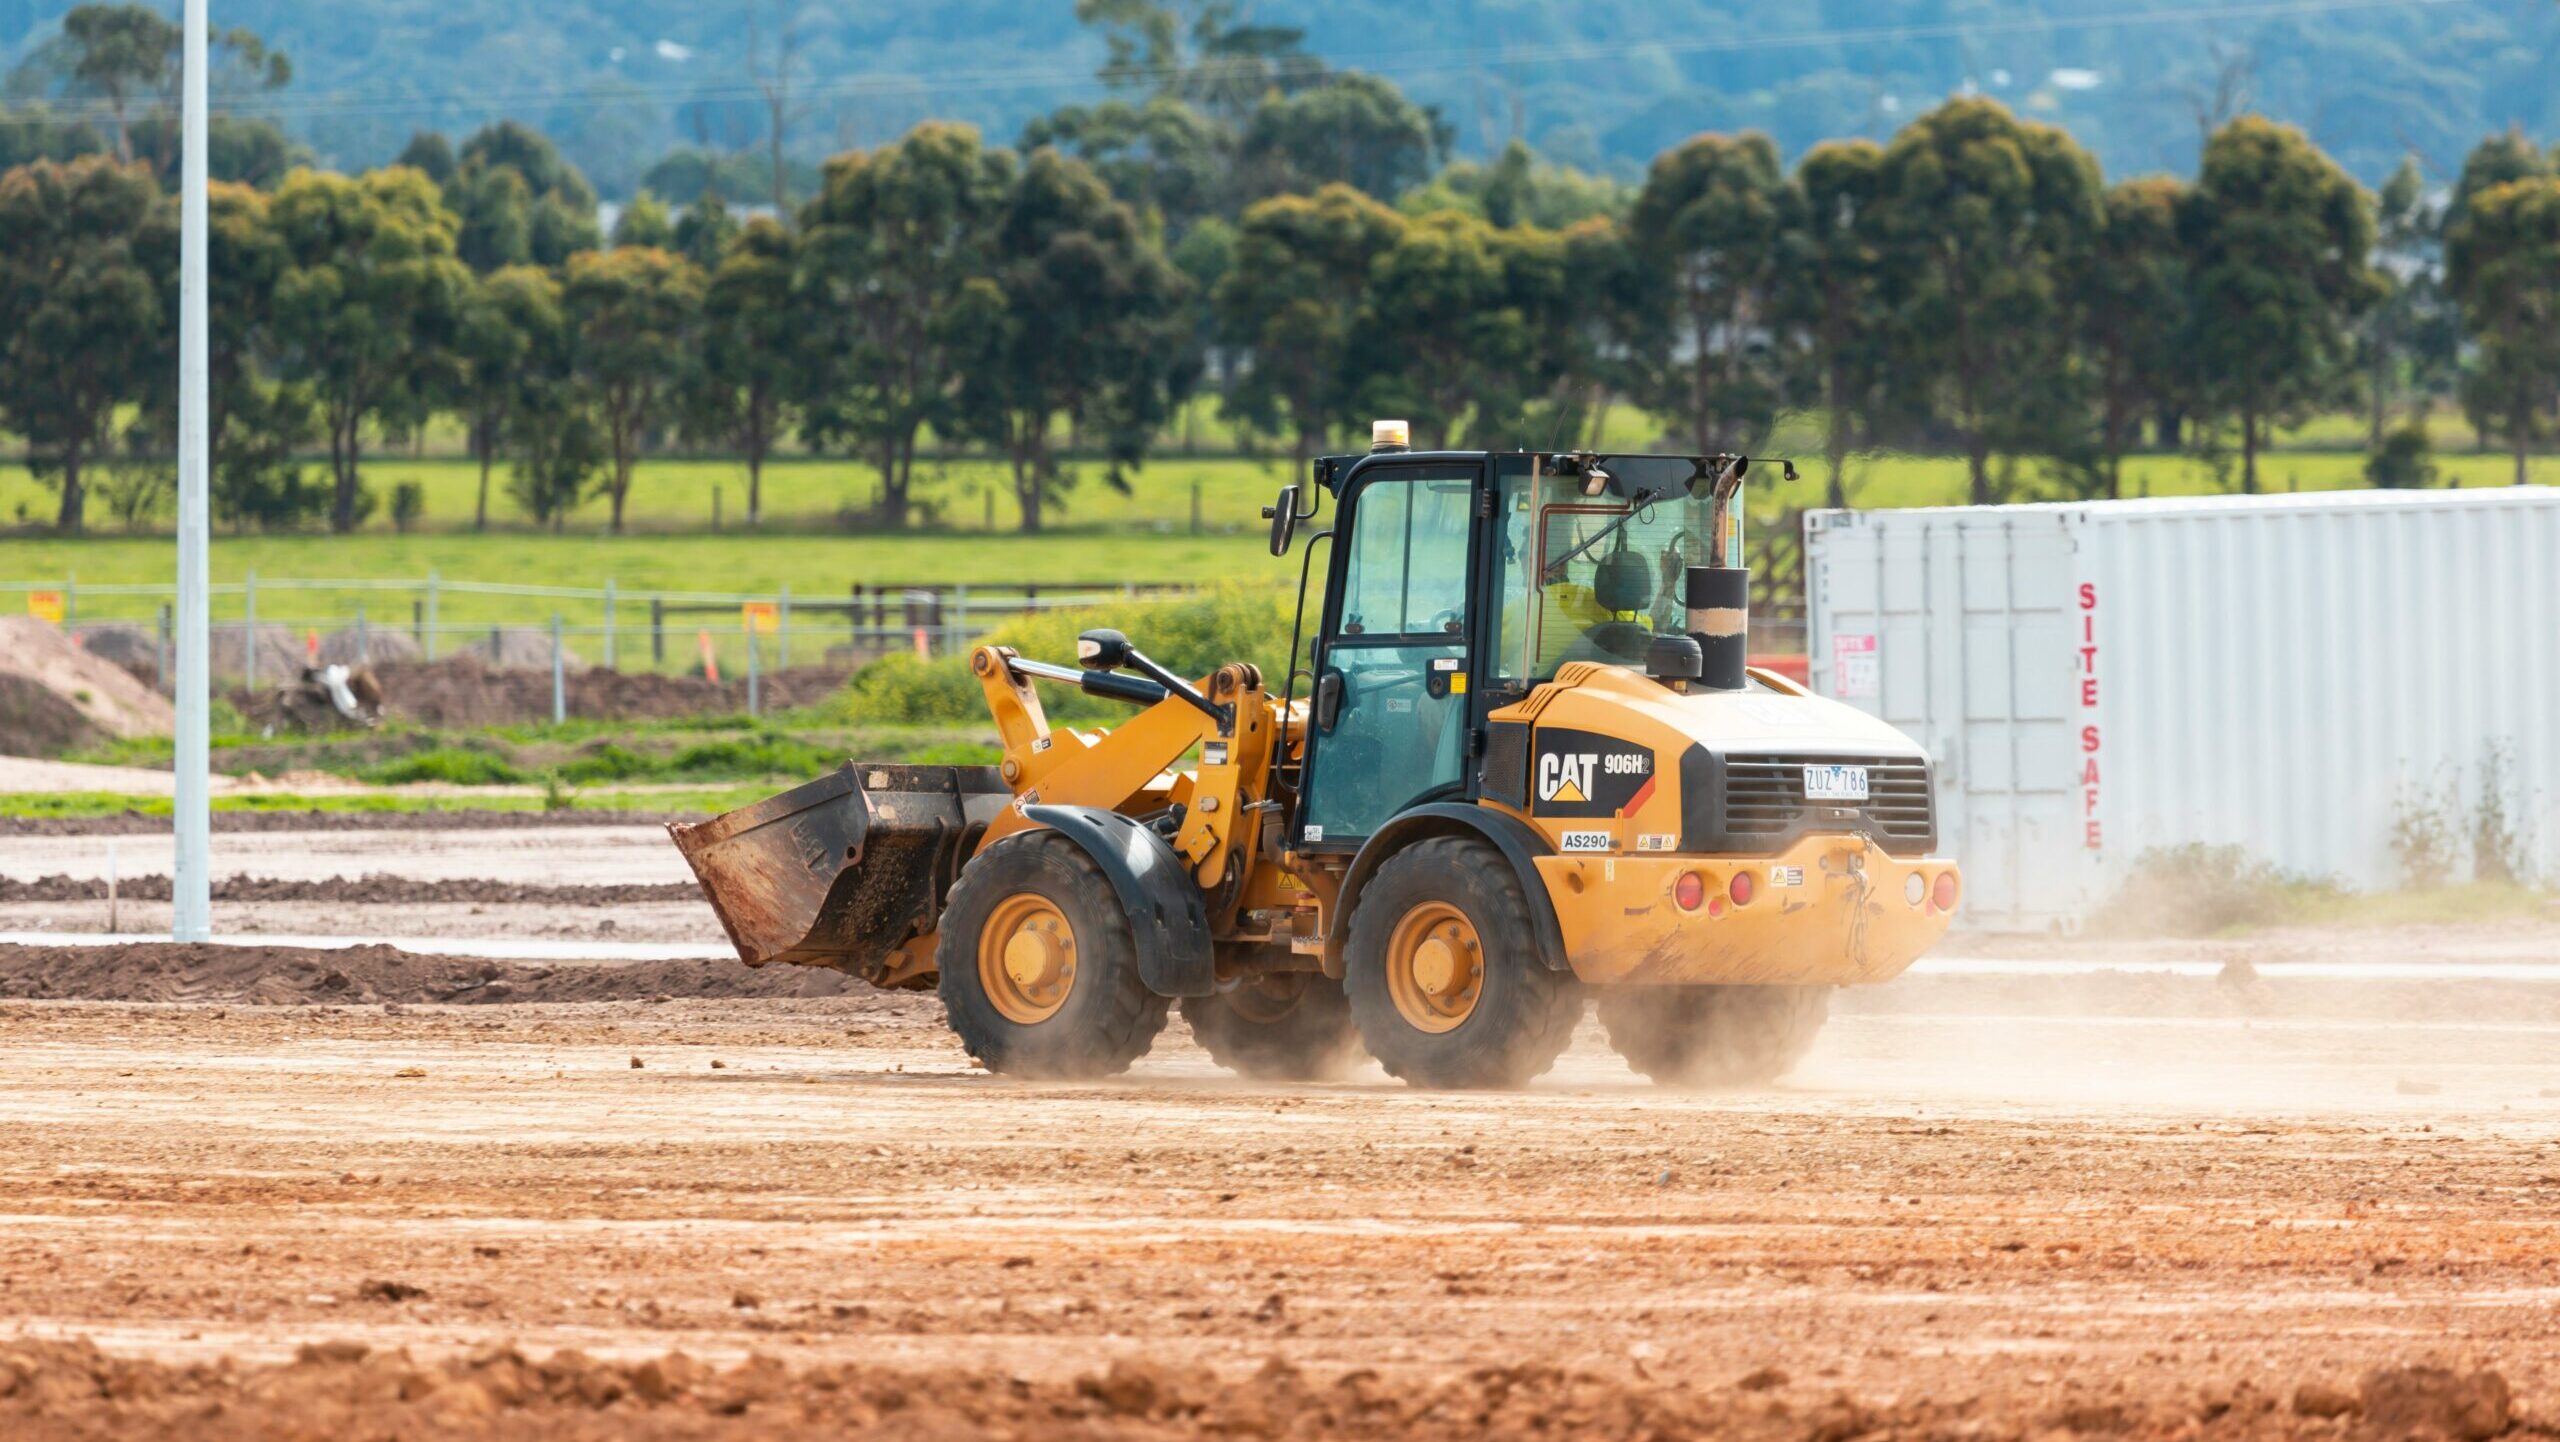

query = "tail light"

[
  {"left": 1728, "top": 871, "right": 1755, "bottom": 907},
  {"left": 1674, "top": 871, "right": 1706, "bottom": 912},
  {"left": 1932, "top": 871, "right": 1959, "bottom": 912}
]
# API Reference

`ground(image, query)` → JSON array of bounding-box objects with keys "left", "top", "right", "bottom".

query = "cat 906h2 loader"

[{"left": 672, "top": 425, "right": 1961, "bottom": 1089}]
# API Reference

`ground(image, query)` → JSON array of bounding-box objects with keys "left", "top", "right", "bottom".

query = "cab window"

[
  {"left": 1490, "top": 460, "right": 1718, "bottom": 683},
  {"left": 1338, "top": 473, "right": 1474, "bottom": 637}
]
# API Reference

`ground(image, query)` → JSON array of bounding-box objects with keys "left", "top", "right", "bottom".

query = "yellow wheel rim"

[
  {"left": 1385, "top": 902, "right": 1482, "bottom": 1033},
  {"left": 977, "top": 893, "right": 1077, "bottom": 1024}
]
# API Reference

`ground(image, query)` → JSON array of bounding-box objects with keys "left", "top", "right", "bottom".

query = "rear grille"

[{"left": 1722, "top": 753, "right": 1935, "bottom": 853}]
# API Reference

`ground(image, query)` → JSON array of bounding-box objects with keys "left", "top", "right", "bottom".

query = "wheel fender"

[
  {"left": 1329, "top": 804, "right": 1571, "bottom": 974},
  {"left": 1019, "top": 805, "right": 1214, "bottom": 997}
]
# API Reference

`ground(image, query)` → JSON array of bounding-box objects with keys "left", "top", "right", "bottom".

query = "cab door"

[{"left": 1296, "top": 462, "right": 1482, "bottom": 850}]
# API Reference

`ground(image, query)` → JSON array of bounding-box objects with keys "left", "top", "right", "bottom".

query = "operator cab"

[{"left": 1269, "top": 433, "right": 1779, "bottom": 853}]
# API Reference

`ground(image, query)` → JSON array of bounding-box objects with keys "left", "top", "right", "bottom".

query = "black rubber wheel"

[
  {"left": 1596, "top": 984, "right": 1831, "bottom": 1086},
  {"left": 935, "top": 831, "right": 1169, "bottom": 1079},
  {"left": 1180, "top": 968, "right": 1366, "bottom": 1081},
  {"left": 1343, "top": 835, "right": 1582, "bottom": 1090}
]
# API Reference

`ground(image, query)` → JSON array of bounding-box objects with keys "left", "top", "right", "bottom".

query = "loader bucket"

[{"left": 669, "top": 763, "right": 1009, "bottom": 982}]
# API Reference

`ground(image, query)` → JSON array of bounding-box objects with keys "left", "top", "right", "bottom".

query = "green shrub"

[
  {"left": 829, "top": 586, "right": 1299, "bottom": 725},
  {"left": 556, "top": 742, "right": 655, "bottom": 784},
  {"left": 663, "top": 732, "right": 842, "bottom": 779},
  {"left": 900, "top": 739, "right": 1004, "bottom": 766},
  {"left": 835, "top": 652, "right": 989, "bottom": 724},
  {"left": 2087, "top": 843, "right": 2339, "bottom": 937},
  {"left": 2364, "top": 421, "right": 2438, "bottom": 489},
  {"left": 357, "top": 747, "right": 528, "bottom": 786}
]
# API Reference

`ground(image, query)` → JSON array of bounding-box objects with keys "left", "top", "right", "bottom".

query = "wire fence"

[
  {"left": 3, "top": 575, "right": 1201, "bottom": 719},
  {"left": 5, "top": 571, "right": 1808, "bottom": 721}
]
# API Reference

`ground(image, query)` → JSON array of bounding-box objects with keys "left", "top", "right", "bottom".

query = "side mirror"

[
  {"left": 1313, "top": 669, "right": 1345, "bottom": 731},
  {"left": 1263, "top": 483, "right": 1300, "bottom": 557},
  {"left": 1075, "top": 628, "right": 1131, "bottom": 671}
]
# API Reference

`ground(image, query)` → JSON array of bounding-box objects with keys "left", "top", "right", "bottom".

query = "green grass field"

[{"left": 5, "top": 437, "right": 2553, "bottom": 676}]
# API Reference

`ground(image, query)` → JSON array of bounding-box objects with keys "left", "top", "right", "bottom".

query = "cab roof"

[{"left": 1312, "top": 450, "right": 1735, "bottom": 498}]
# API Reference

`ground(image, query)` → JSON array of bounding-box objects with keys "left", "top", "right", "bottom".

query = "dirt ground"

[
  {"left": 0, "top": 964, "right": 2556, "bottom": 1437},
  {"left": 4, "top": 818, "right": 2560, "bottom": 1438}
]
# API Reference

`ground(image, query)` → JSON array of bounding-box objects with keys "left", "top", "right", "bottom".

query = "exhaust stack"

[{"left": 1684, "top": 565, "right": 1749, "bottom": 691}]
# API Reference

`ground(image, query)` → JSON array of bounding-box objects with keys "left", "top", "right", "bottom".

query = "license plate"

[{"left": 1803, "top": 764, "right": 1869, "bottom": 801}]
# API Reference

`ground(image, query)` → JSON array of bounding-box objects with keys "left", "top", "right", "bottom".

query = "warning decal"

[{"left": 1532, "top": 727, "right": 1657, "bottom": 820}]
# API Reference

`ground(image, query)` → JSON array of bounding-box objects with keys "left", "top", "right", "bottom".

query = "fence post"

[
  {"left": 603, "top": 577, "right": 617, "bottom": 671},
  {"left": 777, "top": 582, "right": 790, "bottom": 670},
  {"left": 412, "top": 598, "right": 424, "bottom": 648},
  {"left": 157, "top": 604, "right": 172, "bottom": 695},
  {"left": 424, "top": 568, "right": 440, "bottom": 661},
  {"left": 747, "top": 628, "right": 762, "bottom": 719},
  {"left": 64, "top": 570, "right": 75, "bottom": 625},
  {"left": 551, "top": 611, "right": 566, "bottom": 725},
  {"left": 954, "top": 583, "right": 969, "bottom": 657},
  {"left": 651, "top": 597, "right": 665, "bottom": 665},
  {"left": 355, "top": 603, "right": 369, "bottom": 665},
  {"left": 242, "top": 569, "right": 257, "bottom": 691},
  {"left": 848, "top": 582, "right": 860, "bottom": 652}
]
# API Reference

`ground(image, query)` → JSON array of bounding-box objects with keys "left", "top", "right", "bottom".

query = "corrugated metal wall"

[{"left": 1808, "top": 488, "right": 2560, "bottom": 930}]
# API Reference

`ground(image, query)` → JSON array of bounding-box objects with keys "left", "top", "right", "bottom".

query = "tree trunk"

[
  {"left": 474, "top": 420, "right": 493, "bottom": 532},
  {"left": 891, "top": 431, "right": 916, "bottom": 528},
  {"left": 610, "top": 460, "right": 631, "bottom": 533},
  {"left": 54, "top": 448, "right": 84, "bottom": 534},
  {"left": 1011, "top": 438, "right": 1041, "bottom": 535},
  {"left": 2240, "top": 409, "right": 2260, "bottom": 494},
  {"left": 747, "top": 444, "right": 764, "bottom": 527},
  {"left": 2517, "top": 429, "right": 2531, "bottom": 488},
  {"left": 1823, "top": 364, "right": 1851, "bottom": 510},
  {"left": 330, "top": 416, "right": 364, "bottom": 533},
  {"left": 2103, "top": 398, "right": 2126, "bottom": 501},
  {"left": 1966, "top": 434, "right": 1992, "bottom": 507},
  {"left": 2368, "top": 351, "right": 2388, "bottom": 450}
]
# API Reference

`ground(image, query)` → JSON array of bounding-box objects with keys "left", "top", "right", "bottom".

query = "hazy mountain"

[{"left": 5, "top": 0, "right": 2555, "bottom": 195}]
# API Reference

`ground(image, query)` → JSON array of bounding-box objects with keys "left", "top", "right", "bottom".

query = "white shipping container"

[{"left": 1804, "top": 488, "right": 2560, "bottom": 929}]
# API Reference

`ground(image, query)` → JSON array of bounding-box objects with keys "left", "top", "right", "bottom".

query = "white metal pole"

[{"left": 171, "top": 0, "right": 212, "bottom": 943}]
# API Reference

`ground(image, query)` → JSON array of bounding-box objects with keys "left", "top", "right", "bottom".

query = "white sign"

[{"left": 1832, "top": 632, "right": 1879, "bottom": 699}]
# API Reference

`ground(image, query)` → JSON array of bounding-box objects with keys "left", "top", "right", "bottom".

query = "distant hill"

[{"left": 5, "top": 0, "right": 2555, "bottom": 194}]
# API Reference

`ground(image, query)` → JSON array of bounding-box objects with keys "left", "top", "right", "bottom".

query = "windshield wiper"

[{"left": 1540, "top": 488, "right": 1659, "bottom": 585}]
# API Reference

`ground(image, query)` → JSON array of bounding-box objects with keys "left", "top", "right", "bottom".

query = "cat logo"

[
  {"left": 1539, "top": 753, "right": 1594, "bottom": 804},
  {"left": 1531, "top": 729, "right": 1656, "bottom": 819}
]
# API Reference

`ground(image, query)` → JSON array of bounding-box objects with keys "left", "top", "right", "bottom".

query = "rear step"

[{"left": 668, "top": 763, "right": 1009, "bottom": 983}]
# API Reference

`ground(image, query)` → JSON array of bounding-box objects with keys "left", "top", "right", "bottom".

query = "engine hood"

[{"left": 1483, "top": 663, "right": 1940, "bottom": 858}]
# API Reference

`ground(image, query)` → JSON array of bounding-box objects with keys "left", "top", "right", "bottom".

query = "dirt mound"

[
  {"left": 209, "top": 623, "right": 306, "bottom": 682},
  {"left": 316, "top": 625, "right": 423, "bottom": 667},
  {"left": 373, "top": 656, "right": 849, "bottom": 727},
  {"left": 0, "top": 809, "right": 692, "bottom": 836},
  {"left": 0, "top": 616, "right": 174, "bottom": 756},
  {"left": 0, "top": 941, "right": 848, "bottom": 1005},
  {"left": 72, "top": 622, "right": 161, "bottom": 686},
  {"left": 452, "top": 628, "right": 584, "bottom": 670},
  {"left": 0, "top": 1336, "right": 2231, "bottom": 1442},
  {"left": 0, "top": 873, "right": 701, "bottom": 906}
]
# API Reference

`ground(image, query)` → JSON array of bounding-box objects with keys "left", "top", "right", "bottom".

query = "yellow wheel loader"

[{"left": 672, "top": 429, "right": 1961, "bottom": 1088}]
